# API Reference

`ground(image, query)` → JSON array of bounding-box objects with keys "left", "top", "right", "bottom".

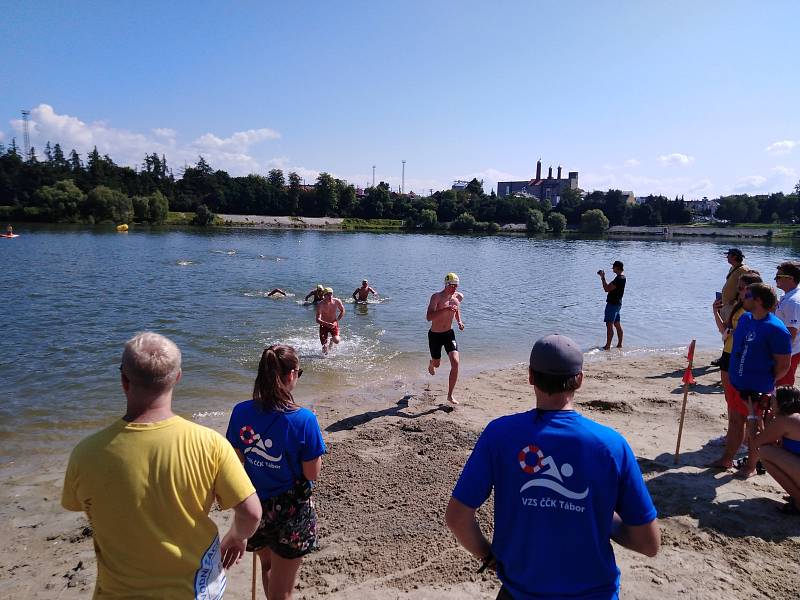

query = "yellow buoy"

[{"left": 116, "top": 224, "right": 129, "bottom": 232}]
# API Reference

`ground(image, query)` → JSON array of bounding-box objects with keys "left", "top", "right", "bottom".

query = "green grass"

[
  {"left": 341, "top": 218, "right": 405, "bottom": 230},
  {"left": 165, "top": 211, "right": 195, "bottom": 225}
]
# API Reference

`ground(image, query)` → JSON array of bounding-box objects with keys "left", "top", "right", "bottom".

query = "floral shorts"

[{"left": 247, "top": 483, "right": 318, "bottom": 559}]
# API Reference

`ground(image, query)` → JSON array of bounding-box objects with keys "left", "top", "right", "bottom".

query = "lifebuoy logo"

[
  {"left": 518, "top": 443, "right": 588, "bottom": 501},
  {"left": 238, "top": 425, "right": 282, "bottom": 464}
]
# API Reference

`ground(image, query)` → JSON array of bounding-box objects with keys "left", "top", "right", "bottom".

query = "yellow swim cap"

[
  {"left": 324, "top": 287, "right": 333, "bottom": 294},
  {"left": 445, "top": 272, "right": 460, "bottom": 285}
]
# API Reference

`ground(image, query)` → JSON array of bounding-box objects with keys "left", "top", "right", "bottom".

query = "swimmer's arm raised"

[
  {"left": 352, "top": 289, "right": 359, "bottom": 301},
  {"left": 305, "top": 290, "right": 316, "bottom": 301}
]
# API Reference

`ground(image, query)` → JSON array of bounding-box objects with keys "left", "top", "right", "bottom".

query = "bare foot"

[
  {"left": 447, "top": 395, "right": 459, "bottom": 405},
  {"left": 616, "top": 344, "right": 623, "bottom": 348},
  {"left": 428, "top": 362, "right": 436, "bottom": 375},
  {"left": 322, "top": 345, "right": 328, "bottom": 355},
  {"left": 708, "top": 458, "right": 733, "bottom": 469},
  {"left": 601, "top": 346, "right": 610, "bottom": 351},
  {"left": 735, "top": 465, "right": 758, "bottom": 479}
]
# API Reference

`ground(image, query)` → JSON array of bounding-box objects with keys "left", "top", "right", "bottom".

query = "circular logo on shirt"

[
  {"left": 239, "top": 425, "right": 259, "bottom": 445},
  {"left": 518, "top": 444, "right": 545, "bottom": 474}
]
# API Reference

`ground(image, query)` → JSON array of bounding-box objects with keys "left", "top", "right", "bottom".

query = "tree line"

[{"left": 2, "top": 141, "right": 798, "bottom": 230}]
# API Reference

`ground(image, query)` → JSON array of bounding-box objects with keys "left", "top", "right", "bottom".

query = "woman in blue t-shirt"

[{"left": 226, "top": 344, "right": 326, "bottom": 599}]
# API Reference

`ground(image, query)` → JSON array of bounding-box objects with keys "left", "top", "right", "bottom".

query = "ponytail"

[{"left": 253, "top": 344, "right": 299, "bottom": 412}]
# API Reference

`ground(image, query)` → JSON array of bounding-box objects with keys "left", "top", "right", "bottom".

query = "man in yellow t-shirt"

[{"left": 62, "top": 332, "right": 261, "bottom": 599}]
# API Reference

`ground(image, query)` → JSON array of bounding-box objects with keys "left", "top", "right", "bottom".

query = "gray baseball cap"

[{"left": 529, "top": 334, "right": 584, "bottom": 376}]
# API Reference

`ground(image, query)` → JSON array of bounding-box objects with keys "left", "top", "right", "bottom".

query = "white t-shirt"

[{"left": 776, "top": 287, "right": 800, "bottom": 355}]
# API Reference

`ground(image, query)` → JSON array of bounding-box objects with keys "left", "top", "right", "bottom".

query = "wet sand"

[{"left": 2, "top": 350, "right": 799, "bottom": 599}]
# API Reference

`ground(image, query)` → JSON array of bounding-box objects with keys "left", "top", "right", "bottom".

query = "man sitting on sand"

[
  {"left": 61, "top": 332, "right": 262, "bottom": 598},
  {"left": 352, "top": 279, "right": 378, "bottom": 303},
  {"left": 426, "top": 272, "right": 464, "bottom": 404},
  {"left": 317, "top": 287, "right": 345, "bottom": 354},
  {"left": 446, "top": 334, "right": 660, "bottom": 599},
  {"left": 304, "top": 284, "right": 325, "bottom": 304},
  {"left": 729, "top": 283, "right": 792, "bottom": 478}
]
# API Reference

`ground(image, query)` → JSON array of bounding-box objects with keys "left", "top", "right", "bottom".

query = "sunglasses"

[
  {"left": 744, "top": 292, "right": 754, "bottom": 299},
  {"left": 775, "top": 274, "right": 793, "bottom": 280}
]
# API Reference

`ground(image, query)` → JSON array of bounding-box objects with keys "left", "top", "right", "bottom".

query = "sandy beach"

[{"left": 2, "top": 349, "right": 799, "bottom": 599}]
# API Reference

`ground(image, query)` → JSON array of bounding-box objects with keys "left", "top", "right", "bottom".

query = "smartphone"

[{"left": 715, "top": 292, "right": 722, "bottom": 300}]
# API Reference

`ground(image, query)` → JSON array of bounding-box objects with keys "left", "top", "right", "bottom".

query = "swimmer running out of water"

[
  {"left": 352, "top": 279, "right": 378, "bottom": 303},
  {"left": 426, "top": 272, "right": 464, "bottom": 404},
  {"left": 316, "top": 287, "right": 345, "bottom": 354}
]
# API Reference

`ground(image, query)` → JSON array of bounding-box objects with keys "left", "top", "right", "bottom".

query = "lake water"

[{"left": 2, "top": 226, "right": 799, "bottom": 464}]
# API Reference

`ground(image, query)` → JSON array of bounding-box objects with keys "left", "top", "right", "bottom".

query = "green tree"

[
  {"left": 193, "top": 203, "right": 215, "bottom": 226},
  {"left": 148, "top": 190, "right": 169, "bottom": 224},
  {"left": 556, "top": 188, "right": 583, "bottom": 224},
  {"left": 84, "top": 186, "right": 133, "bottom": 224},
  {"left": 465, "top": 178, "right": 483, "bottom": 196},
  {"left": 419, "top": 208, "right": 438, "bottom": 229},
  {"left": 451, "top": 212, "right": 477, "bottom": 231},
  {"left": 33, "top": 179, "right": 86, "bottom": 222},
  {"left": 526, "top": 208, "right": 546, "bottom": 233},
  {"left": 315, "top": 173, "right": 338, "bottom": 216},
  {"left": 580, "top": 208, "right": 610, "bottom": 233},
  {"left": 547, "top": 211, "right": 567, "bottom": 234},
  {"left": 132, "top": 195, "right": 150, "bottom": 221},
  {"left": 287, "top": 172, "right": 301, "bottom": 215}
]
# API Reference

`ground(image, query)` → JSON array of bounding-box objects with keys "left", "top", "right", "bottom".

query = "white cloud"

[
  {"left": 192, "top": 128, "right": 280, "bottom": 151},
  {"left": 765, "top": 140, "right": 798, "bottom": 155},
  {"left": 624, "top": 158, "right": 640, "bottom": 167},
  {"left": 772, "top": 165, "right": 797, "bottom": 178},
  {"left": 153, "top": 128, "right": 176, "bottom": 139},
  {"left": 658, "top": 153, "right": 693, "bottom": 166},
  {"left": 7, "top": 103, "right": 285, "bottom": 177}
]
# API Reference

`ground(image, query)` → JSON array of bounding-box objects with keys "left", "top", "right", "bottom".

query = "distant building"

[
  {"left": 497, "top": 160, "right": 578, "bottom": 204},
  {"left": 621, "top": 191, "right": 636, "bottom": 205}
]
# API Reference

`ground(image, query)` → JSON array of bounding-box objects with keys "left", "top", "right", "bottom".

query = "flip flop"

[{"left": 777, "top": 501, "right": 800, "bottom": 516}]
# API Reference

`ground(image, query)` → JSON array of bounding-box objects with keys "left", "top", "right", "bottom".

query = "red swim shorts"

[
  {"left": 724, "top": 383, "right": 767, "bottom": 418},
  {"left": 319, "top": 322, "right": 339, "bottom": 345}
]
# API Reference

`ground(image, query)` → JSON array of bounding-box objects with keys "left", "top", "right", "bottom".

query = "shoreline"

[
  {"left": 9, "top": 217, "right": 800, "bottom": 239},
  {"left": 2, "top": 349, "right": 798, "bottom": 599}
]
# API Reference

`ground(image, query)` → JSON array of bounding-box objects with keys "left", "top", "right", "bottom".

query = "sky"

[{"left": 1, "top": 0, "right": 798, "bottom": 198}]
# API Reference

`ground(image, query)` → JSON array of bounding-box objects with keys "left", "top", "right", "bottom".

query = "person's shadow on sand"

[
  {"left": 639, "top": 452, "right": 800, "bottom": 541},
  {"left": 325, "top": 395, "right": 454, "bottom": 433},
  {"left": 646, "top": 364, "right": 718, "bottom": 381}
]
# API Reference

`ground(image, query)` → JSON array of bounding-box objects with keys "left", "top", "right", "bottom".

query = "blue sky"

[{"left": 1, "top": 1, "right": 798, "bottom": 198}]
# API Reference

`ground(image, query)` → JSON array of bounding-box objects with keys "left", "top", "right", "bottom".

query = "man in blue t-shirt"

[
  {"left": 729, "top": 282, "right": 791, "bottom": 477},
  {"left": 446, "top": 334, "right": 660, "bottom": 600}
]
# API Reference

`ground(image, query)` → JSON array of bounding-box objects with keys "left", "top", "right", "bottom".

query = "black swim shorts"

[{"left": 428, "top": 329, "right": 457, "bottom": 360}]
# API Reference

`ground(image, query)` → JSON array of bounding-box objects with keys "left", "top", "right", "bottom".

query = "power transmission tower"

[
  {"left": 372, "top": 165, "right": 376, "bottom": 187},
  {"left": 21, "top": 110, "right": 31, "bottom": 160},
  {"left": 401, "top": 160, "right": 406, "bottom": 194}
]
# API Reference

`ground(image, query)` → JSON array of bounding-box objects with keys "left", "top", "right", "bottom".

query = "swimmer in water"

[
  {"left": 352, "top": 279, "right": 378, "bottom": 303},
  {"left": 316, "top": 287, "right": 345, "bottom": 354},
  {"left": 267, "top": 289, "right": 287, "bottom": 297},
  {"left": 426, "top": 272, "right": 465, "bottom": 404},
  {"left": 304, "top": 284, "right": 325, "bottom": 304}
]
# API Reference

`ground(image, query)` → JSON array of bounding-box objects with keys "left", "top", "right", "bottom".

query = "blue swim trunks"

[{"left": 604, "top": 302, "right": 622, "bottom": 323}]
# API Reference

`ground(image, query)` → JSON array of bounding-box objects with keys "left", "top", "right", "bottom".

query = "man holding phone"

[{"left": 598, "top": 261, "right": 626, "bottom": 350}]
